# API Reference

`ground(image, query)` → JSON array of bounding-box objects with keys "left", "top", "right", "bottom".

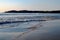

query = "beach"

[
  {"left": 0, "top": 13, "right": 59, "bottom": 40},
  {"left": 14, "top": 20, "right": 60, "bottom": 40}
]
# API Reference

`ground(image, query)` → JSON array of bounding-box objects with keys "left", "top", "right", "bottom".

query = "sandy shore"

[
  {"left": 0, "top": 32, "right": 23, "bottom": 40},
  {"left": 13, "top": 20, "right": 60, "bottom": 40},
  {"left": 12, "top": 21, "right": 43, "bottom": 40}
]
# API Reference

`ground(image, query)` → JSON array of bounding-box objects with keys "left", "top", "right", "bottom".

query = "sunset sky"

[{"left": 0, "top": 0, "right": 60, "bottom": 12}]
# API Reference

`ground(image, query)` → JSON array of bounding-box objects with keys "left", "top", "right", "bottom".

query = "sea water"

[
  {"left": 0, "top": 13, "right": 60, "bottom": 32},
  {"left": 0, "top": 13, "right": 60, "bottom": 40}
]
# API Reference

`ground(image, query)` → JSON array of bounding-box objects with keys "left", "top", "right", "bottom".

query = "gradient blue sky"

[{"left": 0, "top": 0, "right": 60, "bottom": 12}]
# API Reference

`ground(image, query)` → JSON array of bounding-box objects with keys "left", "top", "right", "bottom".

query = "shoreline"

[{"left": 13, "top": 19, "right": 60, "bottom": 40}]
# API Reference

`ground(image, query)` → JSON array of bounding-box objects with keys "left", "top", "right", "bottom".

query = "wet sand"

[
  {"left": 13, "top": 20, "right": 60, "bottom": 40},
  {"left": 12, "top": 21, "right": 44, "bottom": 40},
  {"left": 0, "top": 32, "right": 23, "bottom": 40}
]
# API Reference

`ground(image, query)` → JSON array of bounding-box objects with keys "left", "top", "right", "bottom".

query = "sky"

[{"left": 0, "top": 0, "right": 60, "bottom": 12}]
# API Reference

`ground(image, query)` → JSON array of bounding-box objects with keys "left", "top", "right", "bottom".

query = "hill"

[{"left": 5, "top": 10, "right": 60, "bottom": 13}]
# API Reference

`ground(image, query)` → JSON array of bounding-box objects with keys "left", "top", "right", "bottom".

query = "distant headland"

[{"left": 5, "top": 10, "right": 60, "bottom": 13}]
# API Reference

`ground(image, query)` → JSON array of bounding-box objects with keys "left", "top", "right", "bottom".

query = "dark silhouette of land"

[{"left": 5, "top": 10, "right": 60, "bottom": 13}]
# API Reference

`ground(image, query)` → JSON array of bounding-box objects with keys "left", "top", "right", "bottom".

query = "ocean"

[
  {"left": 0, "top": 13, "right": 60, "bottom": 32},
  {"left": 0, "top": 13, "right": 60, "bottom": 40}
]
